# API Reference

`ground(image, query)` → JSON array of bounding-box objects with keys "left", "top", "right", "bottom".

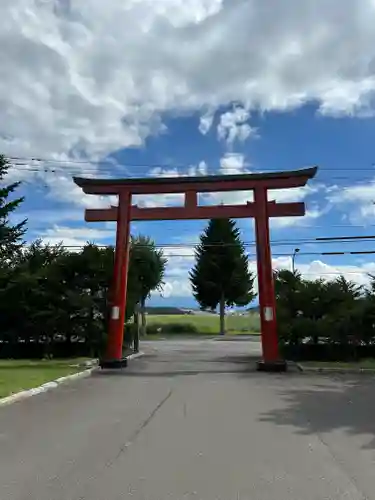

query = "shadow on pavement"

[
  {"left": 92, "top": 354, "right": 262, "bottom": 378},
  {"left": 258, "top": 376, "right": 375, "bottom": 450},
  {"left": 92, "top": 353, "right": 302, "bottom": 378},
  {"left": 95, "top": 369, "right": 257, "bottom": 377}
]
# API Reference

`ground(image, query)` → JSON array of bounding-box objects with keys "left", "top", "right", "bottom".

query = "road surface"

[{"left": 1, "top": 338, "right": 375, "bottom": 500}]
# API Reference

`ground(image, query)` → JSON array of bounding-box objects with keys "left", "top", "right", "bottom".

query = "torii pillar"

[{"left": 74, "top": 166, "right": 317, "bottom": 371}]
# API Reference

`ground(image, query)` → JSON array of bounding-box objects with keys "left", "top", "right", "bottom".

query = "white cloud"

[
  {"left": 21, "top": 208, "right": 84, "bottom": 236},
  {"left": 133, "top": 161, "right": 208, "bottom": 207},
  {"left": 219, "top": 153, "right": 247, "bottom": 175},
  {"left": 137, "top": 153, "right": 322, "bottom": 228},
  {"left": 217, "top": 107, "right": 257, "bottom": 145},
  {"left": 158, "top": 279, "right": 192, "bottom": 299},
  {"left": 45, "top": 174, "right": 117, "bottom": 209},
  {"left": 318, "top": 78, "right": 375, "bottom": 117},
  {"left": 249, "top": 256, "right": 375, "bottom": 296},
  {"left": 154, "top": 253, "right": 375, "bottom": 299},
  {"left": 133, "top": 164, "right": 185, "bottom": 208},
  {"left": 270, "top": 207, "right": 323, "bottom": 229},
  {"left": 328, "top": 180, "right": 375, "bottom": 224},
  {"left": 2, "top": 0, "right": 375, "bottom": 162},
  {"left": 39, "top": 225, "right": 114, "bottom": 247},
  {"left": 204, "top": 155, "right": 322, "bottom": 227},
  {"left": 194, "top": 161, "right": 208, "bottom": 176},
  {"left": 153, "top": 246, "right": 195, "bottom": 298},
  {"left": 269, "top": 184, "right": 320, "bottom": 203},
  {"left": 200, "top": 153, "right": 251, "bottom": 205},
  {"left": 3, "top": 156, "right": 117, "bottom": 210},
  {"left": 133, "top": 193, "right": 185, "bottom": 208},
  {"left": 271, "top": 256, "right": 375, "bottom": 289},
  {"left": 161, "top": 246, "right": 195, "bottom": 277},
  {"left": 329, "top": 182, "right": 375, "bottom": 204},
  {"left": 148, "top": 161, "right": 207, "bottom": 179},
  {"left": 198, "top": 112, "right": 214, "bottom": 135}
]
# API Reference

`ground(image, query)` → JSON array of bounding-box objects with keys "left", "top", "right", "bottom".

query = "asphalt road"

[{"left": 1, "top": 338, "right": 375, "bottom": 500}]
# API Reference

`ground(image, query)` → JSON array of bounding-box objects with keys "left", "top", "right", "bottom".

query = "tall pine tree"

[
  {"left": 190, "top": 218, "right": 255, "bottom": 335},
  {"left": 0, "top": 155, "right": 27, "bottom": 265}
]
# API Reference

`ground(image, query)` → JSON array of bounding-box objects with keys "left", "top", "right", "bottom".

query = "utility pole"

[
  {"left": 292, "top": 248, "right": 300, "bottom": 273},
  {"left": 134, "top": 302, "right": 140, "bottom": 353}
]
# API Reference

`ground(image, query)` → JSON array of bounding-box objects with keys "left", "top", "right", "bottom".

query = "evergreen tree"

[
  {"left": 190, "top": 218, "right": 255, "bottom": 334},
  {"left": 0, "top": 155, "right": 27, "bottom": 264}
]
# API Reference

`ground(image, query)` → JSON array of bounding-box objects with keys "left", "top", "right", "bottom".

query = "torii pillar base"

[
  {"left": 99, "top": 358, "right": 128, "bottom": 369},
  {"left": 257, "top": 360, "right": 288, "bottom": 372}
]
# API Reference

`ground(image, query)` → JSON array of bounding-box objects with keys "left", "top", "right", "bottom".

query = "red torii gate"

[{"left": 74, "top": 166, "right": 317, "bottom": 371}]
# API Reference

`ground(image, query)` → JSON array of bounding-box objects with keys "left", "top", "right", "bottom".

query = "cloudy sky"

[{"left": 3, "top": 0, "right": 375, "bottom": 306}]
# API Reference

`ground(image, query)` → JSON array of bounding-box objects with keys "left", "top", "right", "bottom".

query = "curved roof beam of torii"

[{"left": 73, "top": 166, "right": 318, "bottom": 196}]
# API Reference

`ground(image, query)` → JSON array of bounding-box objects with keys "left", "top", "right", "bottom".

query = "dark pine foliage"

[
  {"left": 190, "top": 218, "right": 255, "bottom": 334},
  {"left": 0, "top": 155, "right": 27, "bottom": 264}
]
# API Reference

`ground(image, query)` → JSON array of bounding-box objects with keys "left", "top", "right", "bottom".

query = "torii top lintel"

[{"left": 73, "top": 166, "right": 318, "bottom": 196}]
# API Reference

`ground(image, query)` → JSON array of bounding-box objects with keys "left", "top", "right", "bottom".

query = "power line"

[
  {"left": 8, "top": 166, "right": 375, "bottom": 191},
  {"left": 299, "top": 271, "right": 371, "bottom": 276},
  {"left": 8, "top": 162, "right": 375, "bottom": 178},
  {"left": 26, "top": 235, "right": 375, "bottom": 250},
  {"left": 29, "top": 243, "right": 375, "bottom": 257},
  {"left": 7, "top": 156, "right": 375, "bottom": 181},
  {"left": 316, "top": 235, "right": 375, "bottom": 241},
  {"left": 137, "top": 222, "right": 375, "bottom": 229},
  {"left": 62, "top": 238, "right": 375, "bottom": 248},
  {"left": 8, "top": 155, "right": 375, "bottom": 172}
]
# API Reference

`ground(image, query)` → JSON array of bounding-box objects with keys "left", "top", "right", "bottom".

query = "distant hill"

[
  {"left": 145, "top": 306, "right": 190, "bottom": 315},
  {"left": 247, "top": 305, "right": 260, "bottom": 313},
  {"left": 145, "top": 306, "right": 257, "bottom": 316},
  {"left": 145, "top": 306, "right": 220, "bottom": 316}
]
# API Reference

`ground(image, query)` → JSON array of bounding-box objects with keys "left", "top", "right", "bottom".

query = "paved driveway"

[{"left": 1, "top": 338, "right": 374, "bottom": 500}]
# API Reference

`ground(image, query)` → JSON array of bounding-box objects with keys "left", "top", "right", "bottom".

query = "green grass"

[
  {"left": 146, "top": 313, "right": 260, "bottom": 335},
  {"left": 301, "top": 359, "right": 375, "bottom": 370},
  {"left": 0, "top": 358, "right": 90, "bottom": 399}
]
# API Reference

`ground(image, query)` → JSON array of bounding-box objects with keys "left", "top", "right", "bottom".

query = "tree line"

[
  {"left": 0, "top": 153, "right": 259, "bottom": 359},
  {"left": 0, "top": 156, "right": 167, "bottom": 358},
  {"left": 275, "top": 269, "right": 375, "bottom": 360},
  {"left": 2, "top": 152, "right": 375, "bottom": 362}
]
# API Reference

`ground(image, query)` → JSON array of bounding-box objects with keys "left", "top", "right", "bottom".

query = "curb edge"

[
  {"left": 297, "top": 364, "right": 375, "bottom": 374},
  {"left": 0, "top": 351, "right": 145, "bottom": 408}
]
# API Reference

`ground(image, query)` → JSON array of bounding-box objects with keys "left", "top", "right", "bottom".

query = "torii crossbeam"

[{"left": 74, "top": 166, "right": 317, "bottom": 371}]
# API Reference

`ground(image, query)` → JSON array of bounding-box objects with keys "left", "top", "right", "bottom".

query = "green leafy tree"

[
  {"left": 0, "top": 155, "right": 27, "bottom": 265},
  {"left": 129, "top": 235, "right": 167, "bottom": 336},
  {"left": 275, "top": 270, "right": 368, "bottom": 360},
  {"left": 0, "top": 240, "right": 68, "bottom": 357},
  {"left": 274, "top": 269, "right": 305, "bottom": 346},
  {"left": 0, "top": 228, "right": 166, "bottom": 358},
  {"left": 190, "top": 218, "right": 255, "bottom": 335},
  {"left": 322, "top": 276, "right": 363, "bottom": 348},
  {"left": 53, "top": 244, "right": 115, "bottom": 356}
]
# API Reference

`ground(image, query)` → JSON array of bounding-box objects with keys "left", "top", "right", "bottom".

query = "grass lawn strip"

[
  {"left": 146, "top": 313, "right": 260, "bottom": 334},
  {"left": 144, "top": 333, "right": 260, "bottom": 341},
  {"left": 0, "top": 358, "right": 91, "bottom": 399}
]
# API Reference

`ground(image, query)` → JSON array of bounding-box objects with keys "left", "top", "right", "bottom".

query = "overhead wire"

[
  {"left": 27, "top": 242, "right": 375, "bottom": 254},
  {"left": 8, "top": 155, "right": 375, "bottom": 266},
  {"left": 24, "top": 244, "right": 375, "bottom": 276},
  {"left": 7, "top": 155, "right": 375, "bottom": 179},
  {"left": 7, "top": 154, "right": 375, "bottom": 171},
  {"left": 24, "top": 236, "right": 375, "bottom": 249},
  {"left": 8, "top": 162, "right": 375, "bottom": 179}
]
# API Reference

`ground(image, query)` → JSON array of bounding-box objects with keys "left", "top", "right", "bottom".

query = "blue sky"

[{"left": 3, "top": 1, "right": 375, "bottom": 307}]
